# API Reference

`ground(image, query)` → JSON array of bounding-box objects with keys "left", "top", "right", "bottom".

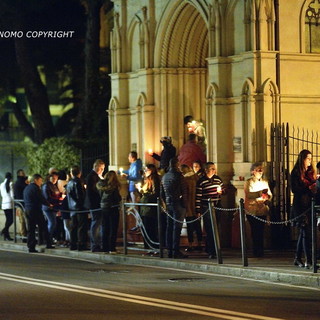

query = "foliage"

[{"left": 25, "top": 137, "right": 80, "bottom": 177}]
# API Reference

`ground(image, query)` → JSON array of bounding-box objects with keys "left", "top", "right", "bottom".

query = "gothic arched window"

[{"left": 306, "top": 0, "right": 320, "bottom": 53}]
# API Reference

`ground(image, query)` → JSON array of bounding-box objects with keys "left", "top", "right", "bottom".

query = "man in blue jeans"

[
  {"left": 84, "top": 159, "right": 105, "bottom": 252},
  {"left": 161, "top": 157, "right": 188, "bottom": 259}
]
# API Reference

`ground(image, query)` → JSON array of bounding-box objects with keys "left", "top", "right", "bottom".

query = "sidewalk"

[{"left": 1, "top": 239, "right": 319, "bottom": 290}]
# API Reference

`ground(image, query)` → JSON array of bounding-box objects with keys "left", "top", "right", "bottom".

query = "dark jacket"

[
  {"left": 140, "top": 177, "right": 161, "bottom": 217},
  {"left": 161, "top": 167, "right": 188, "bottom": 208},
  {"left": 23, "top": 183, "right": 48, "bottom": 213},
  {"left": 42, "top": 181, "right": 61, "bottom": 211},
  {"left": 96, "top": 180, "right": 121, "bottom": 210},
  {"left": 66, "top": 177, "right": 86, "bottom": 216},
  {"left": 290, "top": 167, "right": 315, "bottom": 225},
  {"left": 84, "top": 170, "right": 101, "bottom": 209},
  {"left": 152, "top": 144, "right": 176, "bottom": 171},
  {"left": 14, "top": 176, "right": 28, "bottom": 200}
]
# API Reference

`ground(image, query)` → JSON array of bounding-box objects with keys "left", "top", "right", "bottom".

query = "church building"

[{"left": 108, "top": 0, "right": 320, "bottom": 210}]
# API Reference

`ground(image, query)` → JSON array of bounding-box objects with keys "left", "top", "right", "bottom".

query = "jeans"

[
  {"left": 166, "top": 203, "right": 186, "bottom": 254},
  {"left": 295, "top": 224, "right": 311, "bottom": 262},
  {"left": 43, "top": 208, "right": 57, "bottom": 239},
  {"left": 90, "top": 209, "right": 102, "bottom": 251}
]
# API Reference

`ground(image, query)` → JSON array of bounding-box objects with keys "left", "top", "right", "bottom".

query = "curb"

[{"left": 1, "top": 242, "right": 319, "bottom": 290}]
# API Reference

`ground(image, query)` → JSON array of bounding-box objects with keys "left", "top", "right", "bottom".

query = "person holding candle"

[
  {"left": 122, "top": 151, "right": 143, "bottom": 232},
  {"left": 244, "top": 162, "right": 272, "bottom": 258},
  {"left": 184, "top": 115, "right": 207, "bottom": 153},
  {"left": 195, "top": 162, "right": 225, "bottom": 259},
  {"left": 138, "top": 164, "right": 161, "bottom": 254},
  {"left": 121, "top": 151, "right": 143, "bottom": 204},
  {"left": 150, "top": 136, "right": 176, "bottom": 174}
]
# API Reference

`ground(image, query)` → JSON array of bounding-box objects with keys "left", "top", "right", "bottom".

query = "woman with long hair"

[
  {"left": 244, "top": 162, "right": 272, "bottom": 257},
  {"left": 97, "top": 170, "right": 122, "bottom": 253},
  {"left": 290, "top": 149, "right": 316, "bottom": 268},
  {"left": 138, "top": 164, "right": 161, "bottom": 254},
  {"left": 0, "top": 172, "right": 14, "bottom": 240}
]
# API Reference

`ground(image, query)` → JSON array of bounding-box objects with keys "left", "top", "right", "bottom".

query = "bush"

[{"left": 26, "top": 137, "right": 80, "bottom": 177}]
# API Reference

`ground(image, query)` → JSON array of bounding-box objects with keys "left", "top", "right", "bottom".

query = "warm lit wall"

[{"left": 108, "top": 0, "right": 320, "bottom": 179}]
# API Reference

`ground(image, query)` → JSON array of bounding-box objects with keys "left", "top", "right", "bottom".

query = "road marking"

[
  {"left": 1, "top": 248, "right": 318, "bottom": 291},
  {"left": 0, "top": 272, "right": 284, "bottom": 320}
]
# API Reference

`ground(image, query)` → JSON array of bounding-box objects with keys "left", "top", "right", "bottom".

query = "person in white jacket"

[{"left": 0, "top": 172, "right": 14, "bottom": 240}]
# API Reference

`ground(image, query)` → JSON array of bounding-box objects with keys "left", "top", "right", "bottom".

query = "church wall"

[
  {"left": 109, "top": 0, "right": 320, "bottom": 249},
  {"left": 278, "top": 1, "right": 303, "bottom": 53},
  {"left": 279, "top": 54, "right": 320, "bottom": 95}
]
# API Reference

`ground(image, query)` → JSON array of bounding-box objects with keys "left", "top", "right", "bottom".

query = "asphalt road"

[{"left": 0, "top": 249, "right": 319, "bottom": 320}]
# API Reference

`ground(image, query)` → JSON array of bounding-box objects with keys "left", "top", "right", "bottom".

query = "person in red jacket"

[{"left": 178, "top": 134, "right": 206, "bottom": 168}]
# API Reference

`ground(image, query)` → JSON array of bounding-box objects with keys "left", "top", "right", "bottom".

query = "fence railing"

[{"left": 9, "top": 197, "right": 319, "bottom": 273}]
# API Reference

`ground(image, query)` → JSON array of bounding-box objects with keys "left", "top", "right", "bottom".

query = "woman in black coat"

[
  {"left": 138, "top": 164, "right": 161, "bottom": 253},
  {"left": 97, "top": 171, "right": 122, "bottom": 253},
  {"left": 290, "top": 149, "right": 316, "bottom": 269}
]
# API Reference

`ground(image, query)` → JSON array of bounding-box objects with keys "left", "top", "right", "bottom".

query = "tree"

[
  {"left": 72, "top": 0, "right": 110, "bottom": 140},
  {"left": 0, "top": 0, "right": 112, "bottom": 144},
  {"left": 0, "top": 0, "right": 86, "bottom": 143},
  {"left": 25, "top": 137, "right": 80, "bottom": 177}
]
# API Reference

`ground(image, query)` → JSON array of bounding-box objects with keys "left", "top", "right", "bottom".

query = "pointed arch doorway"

[{"left": 153, "top": 1, "right": 209, "bottom": 153}]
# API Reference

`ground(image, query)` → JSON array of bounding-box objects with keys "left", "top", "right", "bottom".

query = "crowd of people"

[{"left": 0, "top": 118, "right": 318, "bottom": 265}]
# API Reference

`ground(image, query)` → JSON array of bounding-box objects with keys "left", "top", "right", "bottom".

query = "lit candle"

[
  {"left": 148, "top": 148, "right": 153, "bottom": 155},
  {"left": 119, "top": 167, "right": 123, "bottom": 174},
  {"left": 217, "top": 185, "right": 222, "bottom": 193}
]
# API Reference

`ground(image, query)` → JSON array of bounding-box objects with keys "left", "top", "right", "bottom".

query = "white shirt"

[{"left": 0, "top": 179, "right": 14, "bottom": 210}]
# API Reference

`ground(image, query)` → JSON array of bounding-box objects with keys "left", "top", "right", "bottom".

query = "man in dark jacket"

[
  {"left": 151, "top": 136, "right": 176, "bottom": 173},
  {"left": 84, "top": 159, "right": 105, "bottom": 252},
  {"left": 66, "top": 165, "right": 88, "bottom": 251},
  {"left": 23, "top": 174, "right": 53, "bottom": 253},
  {"left": 161, "top": 157, "right": 188, "bottom": 258}
]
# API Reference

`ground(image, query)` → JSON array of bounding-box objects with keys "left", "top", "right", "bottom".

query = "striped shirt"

[{"left": 195, "top": 174, "right": 224, "bottom": 213}]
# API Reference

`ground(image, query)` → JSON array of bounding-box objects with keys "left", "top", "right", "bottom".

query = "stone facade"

[{"left": 108, "top": 0, "right": 320, "bottom": 198}]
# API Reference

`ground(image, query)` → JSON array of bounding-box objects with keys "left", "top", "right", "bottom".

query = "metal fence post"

[
  {"left": 208, "top": 199, "right": 223, "bottom": 264},
  {"left": 122, "top": 199, "right": 127, "bottom": 255},
  {"left": 239, "top": 198, "right": 248, "bottom": 267},
  {"left": 311, "top": 198, "right": 317, "bottom": 273},
  {"left": 157, "top": 198, "right": 163, "bottom": 258}
]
